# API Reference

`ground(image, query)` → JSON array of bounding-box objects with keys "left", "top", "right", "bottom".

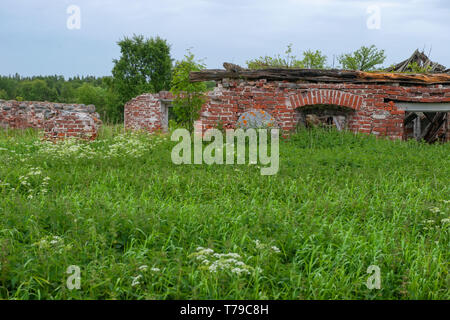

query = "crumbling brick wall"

[
  {"left": 124, "top": 92, "right": 173, "bottom": 133},
  {"left": 124, "top": 80, "right": 450, "bottom": 141},
  {"left": 0, "top": 100, "right": 101, "bottom": 140}
]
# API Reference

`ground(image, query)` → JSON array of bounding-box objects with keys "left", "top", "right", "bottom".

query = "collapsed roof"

[
  {"left": 190, "top": 51, "right": 450, "bottom": 85},
  {"left": 385, "top": 49, "right": 449, "bottom": 73}
]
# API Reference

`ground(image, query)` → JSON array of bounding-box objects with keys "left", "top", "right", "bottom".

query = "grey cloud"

[{"left": 0, "top": 0, "right": 448, "bottom": 77}]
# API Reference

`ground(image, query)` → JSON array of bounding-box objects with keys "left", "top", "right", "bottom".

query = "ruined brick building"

[
  {"left": 0, "top": 101, "right": 101, "bottom": 140},
  {"left": 125, "top": 51, "right": 450, "bottom": 143},
  {"left": 2, "top": 51, "right": 449, "bottom": 143}
]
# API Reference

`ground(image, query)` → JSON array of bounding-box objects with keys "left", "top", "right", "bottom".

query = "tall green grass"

[{"left": 0, "top": 127, "right": 448, "bottom": 299}]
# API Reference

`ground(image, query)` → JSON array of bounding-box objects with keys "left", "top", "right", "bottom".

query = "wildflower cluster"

[
  {"left": 131, "top": 274, "right": 143, "bottom": 287},
  {"left": 0, "top": 142, "right": 37, "bottom": 165},
  {"left": 131, "top": 265, "right": 161, "bottom": 287},
  {"left": 191, "top": 247, "right": 258, "bottom": 275},
  {"left": 32, "top": 235, "right": 72, "bottom": 253},
  {"left": 253, "top": 239, "right": 281, "bottom": 254},
  {"left": 16, "top": 167, "right": 51, "bottom": 198},
  {"left": 35, "top": 133, "right": 166, "bottom": 160},
  {"left": 0, "top": 179, "right": 10, "bottom": 189},
  {"left": 105, "top": 133, "right": 159, "bottom": 158},
  {"left": 36, "top": 139, "right": 97, "bottom": 159},
  {"left": 422, "top": 202, "right": 450, "bottom": 230}
]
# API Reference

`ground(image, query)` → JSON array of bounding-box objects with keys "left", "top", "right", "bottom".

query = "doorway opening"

[{"left": 295, "top": 105, "right": 354, "bottom": 131}]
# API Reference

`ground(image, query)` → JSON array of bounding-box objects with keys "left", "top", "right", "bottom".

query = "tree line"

[{"left": 0, "top": 34, "right": 388, "bottom": 125}]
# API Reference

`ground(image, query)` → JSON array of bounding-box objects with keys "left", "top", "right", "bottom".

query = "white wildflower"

[
  {"left": 138, "top": 265, "right": 148, "bottom": 271},
  {"left": 271, "top": 246, "right": 281, "bottom": 253},
  {"left": 208, "top": 264, "right": 217, "bottom": 273},
  {"left": 0, "top": 180, "right": 10, "bottom": 187},
  {"left": 36, "top": 239, "right": 48, "bottom": 248},
  {"left": 197, "top": 248, "right": 214, "bottom": 255},
  {"left": 196, "top": 255, "right": 206, "bottom": 261},
  {"left": 224, "top": 253, "right": 241, "bottom": 259},
  {"left": 231, "top": 267, "right": 250, "bottom": 275},
  {"left": 49, "top": 236, "right": 62, "bottom": 245},
  {"left": 131, "top": 275, "right": 142, "bottom": 287},
  {"left": 254, "top": 239, "right": 265, "bottom": 249}
]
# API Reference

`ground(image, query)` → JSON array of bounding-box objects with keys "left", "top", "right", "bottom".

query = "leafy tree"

[
  {"left": 338, "top": 45, "right": 386, "bottom": 71},
  {"left": 17, "top": 81, "right": 33, "bottom": 100},
  {"left": 0, "top": 89, "right": 8, "bottom": 100},
  {"left": 109, "top": 35, "right": 173, "bottom": 105},
  {"left": 170, "top": 50, "right": 207, "bottom": 133},
  {"left": 247, "top": 45, "right": 328, "bottom": 70},
  {"left": 18, "top": 79, "right": 57, "bottom": 101},
  {"left": 76, "top": 83, "right": 107, "bottom": 108},
  {"left": 406, "top": 62, "right": 432, "bottom": 74},
  {"left": 76, "top": 83, "right": 122, "bottom": 124},
  {"left": 59, "top": 82, "right": 76, "bottom": 103},
  {"left": 302, "top": 50, "right": 327, "bottom": 69},
  {"left": 0, "top": 76, "right": 17, "bottom": 99},
  {"left": 247, "top": 44, "right": 305, "bottom": 69}
]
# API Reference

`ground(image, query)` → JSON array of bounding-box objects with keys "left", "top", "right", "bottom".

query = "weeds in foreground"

[{"left": 0, "top": 127, "right": 448, "bottom": 299}]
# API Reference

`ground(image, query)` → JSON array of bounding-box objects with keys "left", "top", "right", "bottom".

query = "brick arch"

[{"left": 289, "top": 90, "right": 364, "bottom": 111}]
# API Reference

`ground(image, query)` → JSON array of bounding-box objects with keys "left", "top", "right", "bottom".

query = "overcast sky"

[{"left": 0, "top": 0, "right": 449, "bottom": 78}]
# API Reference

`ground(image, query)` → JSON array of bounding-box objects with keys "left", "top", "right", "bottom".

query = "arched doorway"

[
  {"left": 295, "top": 104, "right": 355, "bottom": 131},
  {"left": 290, "top": 90, "right": 363, "bottom": 131}
]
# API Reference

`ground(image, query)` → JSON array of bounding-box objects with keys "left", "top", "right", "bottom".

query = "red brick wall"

[
  {"left": 44, "top": 111, "right": 101, "bottom": 140},
  {"left": 124, "top": 80, "right": 450, "bottom": 141},
  {"left": 0, "top": 100, "right": 101, "bottom": 140},
  {"left": 124, "top": 92, "right": 173, "bottom": 133}
]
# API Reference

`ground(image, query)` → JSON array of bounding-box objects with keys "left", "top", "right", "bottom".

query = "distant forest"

[{"left": 0, "top": 75, "right": 123, "bottom": 123}]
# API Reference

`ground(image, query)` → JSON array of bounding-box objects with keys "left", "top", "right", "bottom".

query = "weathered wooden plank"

[
  {"left": 428, "top": 113, "right": 446, "bottom": 143},
  {"left": 404, "top": 112, "right": 418, "bottom": 125},
  {"left": 190, "top": 68, "right": 450, "bottom": 84},
  {"left": 422, "top": 112, "right": 446, "bottom": 143}
]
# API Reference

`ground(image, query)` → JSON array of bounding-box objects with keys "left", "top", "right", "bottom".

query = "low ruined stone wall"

[
  {"left": 0, "top": 100, "right": 101, "bottom": 140},
  {"left": 124, "top": 80, "right": 450, "bottom": 142}
]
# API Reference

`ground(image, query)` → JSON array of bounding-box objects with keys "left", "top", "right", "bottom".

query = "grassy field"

[{"left": 0, "top": 126, "right": 448, "bottom": 300}]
